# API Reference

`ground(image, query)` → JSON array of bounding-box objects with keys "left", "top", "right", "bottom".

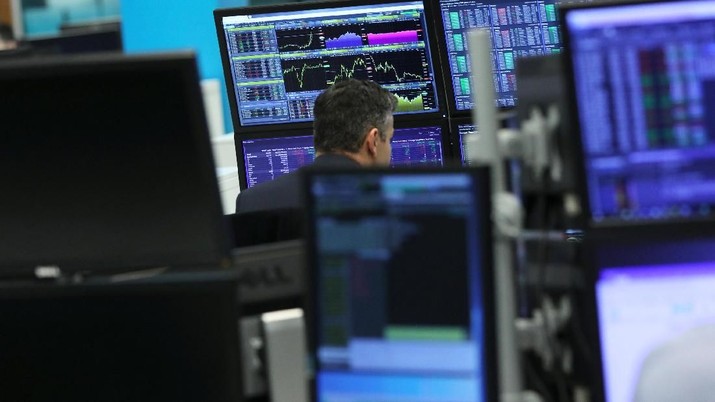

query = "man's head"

[{"left": 313, "top": 79, "right": 397, "bottom": 166}]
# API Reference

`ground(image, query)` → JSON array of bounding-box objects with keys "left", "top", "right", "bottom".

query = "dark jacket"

[
  {"left": 230, "top": 154, "right": 360, "bottom": 246},
  {"left": 235, "top": 153, "right": 360, "bottom": 214}
]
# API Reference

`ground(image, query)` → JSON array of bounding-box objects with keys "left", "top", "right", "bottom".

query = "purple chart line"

[{"left": 367, "top": 30, "right": 419, "bottom": 45}]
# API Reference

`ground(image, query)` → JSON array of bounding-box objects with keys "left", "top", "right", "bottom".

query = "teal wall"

[{"left": 121, "top": 0, "right": 248, "bottom": 134}]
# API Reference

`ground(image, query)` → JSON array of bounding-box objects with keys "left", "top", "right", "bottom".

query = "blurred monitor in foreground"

[{"left": 305, "top": 167, "right": 497, "bottom": 402}]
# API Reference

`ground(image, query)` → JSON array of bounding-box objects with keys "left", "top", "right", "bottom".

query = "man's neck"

[{"left": 316, "top": 150, "right": 370, "bottom": 166}]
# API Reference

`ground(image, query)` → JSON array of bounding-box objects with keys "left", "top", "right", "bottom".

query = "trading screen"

[
  {"left": 438, "top": 0, "right": 562, "bottom": 110},
  {"left": 456, "top": 122, "right": 478, "bottom": 165},
  {"left": 219, "top": 1, "right": 441, "bottom": 127},
  {"left": 391, "top": 125, "right": 445, "bottom": 166},
  {"left": 242, "top": 134, "right": 315, "bottom": 188},
  {"left": 565, "top": 0, "right": 715, "bottom": 224}
]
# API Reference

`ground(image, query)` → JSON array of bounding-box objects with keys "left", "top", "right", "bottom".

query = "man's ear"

[{"left": 364, "top": 128, "right": 379, "bottom": 156}]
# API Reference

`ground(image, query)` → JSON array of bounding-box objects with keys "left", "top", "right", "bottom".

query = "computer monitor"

[
  {"left": 0, "top": 271, "right": 242, "bottom": 401},
  {"left": 0, "top": 52, "right": 229, "bottom": 276},
  {"left": 240, "top": 131, "right": 316, "bottom": 189},
  {"left": 238, "top": 120, "right": 449, "bottom": 189},
  {"left": 214, "top": 0, "right": 445, "bottom": 131},
  {"left": 561, "top": 0, "right": 715, "bottom": 228},
  {"left": 304, "top": 167, "right": 497, "bottom": 402},
  {"left": 589, "top": 233, "right": 715, "bottom": 402},
  {"left": 390, "top": 120, "right": 448, "bottom": 167},
  {"left": 433, "top": 0, "right": 564, "bottom": 112},
  {"left": 450, "top": 117, "right": 478, "bottom": 166}
]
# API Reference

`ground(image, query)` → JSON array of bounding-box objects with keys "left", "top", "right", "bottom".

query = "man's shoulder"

[
  {"left": 236, "top": 171, "right": 303, "bottom": 214},
  {"left": 235, "top": 153, "right": 360, "bottom": 214}
]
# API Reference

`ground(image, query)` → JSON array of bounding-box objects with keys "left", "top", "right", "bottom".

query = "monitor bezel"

[
  {"left": 213, "top": 0, "right": 449, "bottom": 134},
  {"left": 559, "top": 0, "right": 715, "bottom": 233},
  {"left": 0, "top": 51, "right": 231, "bottom": 276},
  {"left": 303, "top": 165, "right": 499, "bottom": 402}
]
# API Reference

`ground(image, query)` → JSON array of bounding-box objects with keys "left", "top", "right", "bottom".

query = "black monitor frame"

[
  {"left": 214, "top": 0, "right": 448, "bottom": 134},
  {"left": 0, "top": 52, "right": 230, "bottom": 277},
  {"left": 560, "top": 0, "right": 715, "bottom": 235},
  {"left": 303, "top": 166, "right": 498, "bottom": 402}
]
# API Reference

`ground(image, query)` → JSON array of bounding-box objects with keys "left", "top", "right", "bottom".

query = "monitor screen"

[
  {"left": 391, "top": 124, "right": 446, "bottom": 166},
  {"left": 240, "top": 123, "right": 447, "bottom": 188},
  {"left": 455, "top": 121, "right": 478, "bottom": 166},
  {"left": 563, "top": 0, "right": 715, "bottom": 226},
  {"left": 436, "top": 0, "right": 563, "bottom": 111},
  {"left": 0, "top": 272, "right": 242, "bottom": 401},
  {"left": 215, "top": 0, "right": 443, "bottom": 128},
  {"left": 0, "top": 53, "right": 229, "bottom": 275},
  {"left": 593, "top": 236, "right": 715, "bottom": 402},
  {"left": 305, "top": 168, "right": 496, "bottom": 402},
  {"left": 242, "top": 134, "right": 316, "bottom": 188}
]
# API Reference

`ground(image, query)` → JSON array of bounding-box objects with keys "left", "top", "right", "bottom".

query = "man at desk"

[{"left": 235, "top": 78, "right": 397, "bottom": 214}]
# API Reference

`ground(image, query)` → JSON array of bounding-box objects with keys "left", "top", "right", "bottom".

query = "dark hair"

[{"left": 313, "top": 79, "right": 397, "bottom": 153}]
